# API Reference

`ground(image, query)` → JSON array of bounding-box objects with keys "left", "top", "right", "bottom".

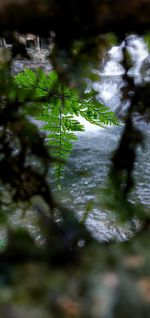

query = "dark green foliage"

[{"left": 144, "top": 32, "right": 150, "bottom": 52}]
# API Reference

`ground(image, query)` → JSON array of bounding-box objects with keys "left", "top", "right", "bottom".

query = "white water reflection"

[{"left": 75, "top": 116, "right": 104, "bottom": 133}]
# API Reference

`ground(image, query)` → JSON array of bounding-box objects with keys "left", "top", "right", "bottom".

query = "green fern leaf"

[{"left": 14, "top": 68, "right": 119, "bottom": 188}]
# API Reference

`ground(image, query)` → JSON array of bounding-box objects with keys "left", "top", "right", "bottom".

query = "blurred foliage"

[
  {"left": 144, "top": 32, "right": 150, "bottom": 52},
  {"left": 0, "top": 56, "right": 93, "bottom": 263},
  {"left": 0, "top": 24, "right": 150, "bottom": 318},
  {"left": 52, "top": 32, "right": 119, "bottom": 89}
]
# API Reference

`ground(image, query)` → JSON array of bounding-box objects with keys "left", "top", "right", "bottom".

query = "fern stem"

[{"left": 17, "top": 80, "right": 117, "bottom": 125}]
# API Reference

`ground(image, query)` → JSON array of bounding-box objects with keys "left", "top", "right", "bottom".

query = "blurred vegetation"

[
  {"left": 144, "top": 32, "right": 150, "bottom": 52},
  {"left": 0, "top": 2, "right": 150, "bottom": 317}
]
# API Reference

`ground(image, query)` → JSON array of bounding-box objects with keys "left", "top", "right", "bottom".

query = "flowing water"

[
  {"left": 61, "top": 121, "right": 150, "bottom": 241},
  {"left": 61, "top": 35, "right": 150, "bottom": 241},
  {"left": 1, "top": 35, "right": 150, "bottom": 244},
  {"left": 62, "top": 126, "right": 124, "bottom": 241}
]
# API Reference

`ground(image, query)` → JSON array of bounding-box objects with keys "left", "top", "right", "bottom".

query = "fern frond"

[{"left": 14, "top": 69, "right": 119, "bottom": 188}]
